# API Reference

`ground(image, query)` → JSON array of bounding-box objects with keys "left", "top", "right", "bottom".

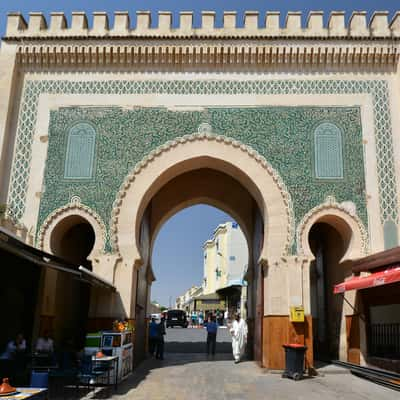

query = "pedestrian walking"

[
  {"left": 204, "top": 316, "right": 218, "bottom": 357},
  {"left": 148, "top": 317, "right": 158, "bottom": 356},
  {"left": 155, "top": 316, "right": 166, "bottom": 360},
  {"left": 224, "top": 309, "right": 229, "bottom": 326},
  {"left": 198, "top": 311, "right": 204, "bottom": 326},
  {"left": 230, "top": 313, "right": 248, "bottom": 363},
  {"left": 191, "top": 311, "right": 197, "bottom": 327}
]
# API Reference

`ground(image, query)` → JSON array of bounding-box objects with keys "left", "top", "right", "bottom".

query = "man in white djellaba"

[{"left": 230, "top": 313, "right": 248, "bottom": 363}]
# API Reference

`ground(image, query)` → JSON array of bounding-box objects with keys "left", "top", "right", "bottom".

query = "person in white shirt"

[
  {"left": 229, "top": 313, "right": 248, "bottom": 364},
  {"left": 0, "top": 333, "right": 26, "bottom": 360},
  {"left": 36, "top": 331, "right": 54, "bottom": 354},
  {"left": 224, "top": 310, "right": 229, "bottom": 325}
]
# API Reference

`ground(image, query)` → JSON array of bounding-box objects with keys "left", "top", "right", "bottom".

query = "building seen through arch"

[
  {"left": 174, "top": 219, "right": 249, "bottom": 324},
  {"left": 1, "top": 9, "right": 400, "bottom": 373}
]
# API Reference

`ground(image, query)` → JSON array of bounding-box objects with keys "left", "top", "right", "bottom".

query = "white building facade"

[{"left": 203, "top": 222, "right": 248, "bottom": 295}]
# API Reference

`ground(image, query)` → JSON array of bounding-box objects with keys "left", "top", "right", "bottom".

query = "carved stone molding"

[
  {"left": 109, "top": 131, "right": 295, "bottom": 256},
  {"left": 37, "top": 196, "right": 107, "bottom": 257},
  {"left": 12, "top": 42, "right": 399, "bottom": 69}
]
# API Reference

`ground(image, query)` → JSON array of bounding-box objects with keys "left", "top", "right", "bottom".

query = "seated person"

[
  {"left": 0, "top": 334, "right": 27, "bottom": 384},
  {"left": 35, "top": 331, "right": 55, "bottom": 366},
  {"left": 0, "top": 333, "right": 26, "bottom": 360},
  {"left": 36, "top": 331, "right": 54, "bottom": 354}
]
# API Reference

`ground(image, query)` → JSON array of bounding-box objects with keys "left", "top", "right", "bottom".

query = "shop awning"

[
  {"left": 0, "top": 228, "right": 115, "bottom": 291},
  {"left": 333, "top": 266, "right": 400, "bottom": 294},
  {"left": 78, "top": 266, "right": 115, "bottom": 291}
]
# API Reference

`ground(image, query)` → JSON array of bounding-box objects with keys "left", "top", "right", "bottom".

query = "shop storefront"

[
  {"left": 0, "top": 228, "right": 115, "bottom": 356},
  {"left": 334, "top": 247, "right": 400, "bottom": 372}
]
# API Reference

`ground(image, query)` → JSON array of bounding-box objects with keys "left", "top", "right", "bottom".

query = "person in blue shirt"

[
  {"left": 155, "top": 316, "right": 166, "bottom": 360},
  {"left": 148, "top": 317, "right": 158, "bottom": 357},
  {"left": 204, "top": 315, "right": 218, "bottom": 357}
]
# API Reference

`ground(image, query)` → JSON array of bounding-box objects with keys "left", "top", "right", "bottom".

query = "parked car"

[{"left": 166, "top": 309, "right": 188, "bottom": 328}]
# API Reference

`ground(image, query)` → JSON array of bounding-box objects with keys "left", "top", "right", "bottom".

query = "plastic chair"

[
  {"left": 77, "top": 355, "right": 105, "bottom": 391},
  {"left": 30, "top": 371, "right": 49, "bottom": 388}
]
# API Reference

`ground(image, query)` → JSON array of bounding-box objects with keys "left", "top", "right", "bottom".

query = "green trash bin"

[{"left": 282, "top": 344, "right": 307, "bottom": 381}]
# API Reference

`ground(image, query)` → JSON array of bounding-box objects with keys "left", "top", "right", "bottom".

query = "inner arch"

[
  {"left": 146, "top": 168, "right": 257, "bottom": 258},
  {"left": 136, "top": 157, "right": 266, "bottom": 262}
]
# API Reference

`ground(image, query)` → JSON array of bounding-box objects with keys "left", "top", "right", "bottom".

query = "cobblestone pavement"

[{"left": 82, "top": 353, "right": 398, "bottom": 400}]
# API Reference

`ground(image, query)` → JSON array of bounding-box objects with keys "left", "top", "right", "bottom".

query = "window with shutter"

[
  {"left": 314, "top": 122, "right": 343, "bottom": 179},
  {"left": 64, "top": 122, "right": 96, "bottom": 179}
]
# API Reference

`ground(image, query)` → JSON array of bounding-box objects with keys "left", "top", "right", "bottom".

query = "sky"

[{"left": 1, "top": 0, "right": 398, "bottom": 306}]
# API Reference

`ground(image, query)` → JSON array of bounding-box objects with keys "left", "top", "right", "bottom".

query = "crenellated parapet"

[
  {"left": 3, "top": 11, "right": 400, "bottom": 68},
  {"left": 4, "top": 10, "right": 400, "bottom": 39}
]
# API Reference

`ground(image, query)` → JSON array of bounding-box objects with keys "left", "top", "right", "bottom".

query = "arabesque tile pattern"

[
  {"left": 37, "top": 104, "right": 365, "bottom": 252},
  {"left": 6, "top": 79, "right": 396, "bottom": 250}
]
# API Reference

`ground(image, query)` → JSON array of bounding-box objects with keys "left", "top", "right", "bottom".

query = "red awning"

[{"left": 333, "top": 266, "right": 400, "bottom": 294}]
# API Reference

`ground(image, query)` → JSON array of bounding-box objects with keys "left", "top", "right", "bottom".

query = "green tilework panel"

[
  {"left": 7, "top": 79, "right": 397, "bottom": 228},
  {"left": 38, "top": 106, "right": 367, "bottom": 253},
  {"left": 64, "top": 122, "right": 96, "bottom": 179},
  {"left": 314, "top": 123, "right": 343, "bottom": 179}
]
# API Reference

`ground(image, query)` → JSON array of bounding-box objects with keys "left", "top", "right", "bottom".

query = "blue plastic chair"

[{"left": 30, "top": 371, "right": 49, "bottom": 388}]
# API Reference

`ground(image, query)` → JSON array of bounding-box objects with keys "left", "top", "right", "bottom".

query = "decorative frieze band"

[
  {"left": 5, "top": 10, "right": 400, "bottom": 39},
  {"left": 13, "top": 43, "right": 399, "bottom": 67}
]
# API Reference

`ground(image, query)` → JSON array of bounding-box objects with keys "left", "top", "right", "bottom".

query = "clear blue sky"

[
  {"left": 1, "top": 0, "right": 398, "bottom": 306},
  {"left": 0, "top": 0, "right": 399, "bottom": 37}
]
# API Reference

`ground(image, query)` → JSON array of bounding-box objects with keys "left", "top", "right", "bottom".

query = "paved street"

[
  {"left": 85, "top": 354, "right": 398, "bottom": 400},
  {"left": 78, "top": 328, "right": 398, "bottom": 400},
  {"left": 164, "top": 326, "right": 232, "bottom": 353}
]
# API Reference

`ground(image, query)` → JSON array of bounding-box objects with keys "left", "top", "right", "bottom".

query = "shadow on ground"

[
  {"left": 51, "top": 328, "right": 234, "bottom": 399},
  {"left": 50, "top": 353, "right": 236, "bottom": 399}
]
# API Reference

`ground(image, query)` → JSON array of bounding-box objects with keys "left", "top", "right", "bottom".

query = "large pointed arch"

[{"left": 110, "top": 132, "right": 294, "bottom": 267}]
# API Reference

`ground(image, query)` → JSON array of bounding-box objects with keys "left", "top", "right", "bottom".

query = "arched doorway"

[
  {"left": 111, "top": 133, "right": 293, "bottom": 366},
  {"left": 135, "top": 168, "right": 263, "bottom": 362},
  {"left": 308, "top": 221, "right": 352, "bottom": 361},
  {"left": 47, "top": 215, "right": 95, "bottom": 347},
  {"left": 297, "top": 197, "right": 368, "bottom": 364}
]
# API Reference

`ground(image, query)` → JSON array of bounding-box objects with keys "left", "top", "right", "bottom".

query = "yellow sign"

[{"left": 290, "top": 306, "right": 304, "bottom": 322}]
